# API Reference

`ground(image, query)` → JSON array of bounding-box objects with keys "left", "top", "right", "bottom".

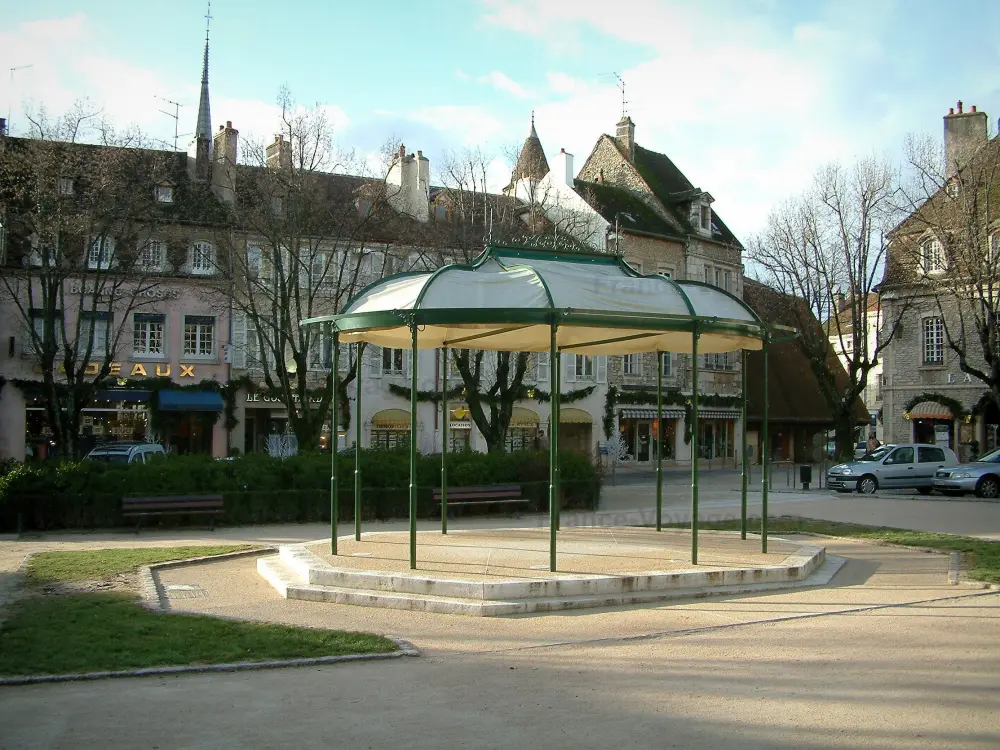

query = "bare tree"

[
  {"left": 219, "top": 88, "right": 406, "bottom": 451},
  {"left": 748, "top": 157, "right": 904, "bottom": 457},
  {"left": 892, "top": 132, "right": 1000, "bottom": 413},
  {"left": 0, "top": 102, "right": 175, "bottom": 458}
]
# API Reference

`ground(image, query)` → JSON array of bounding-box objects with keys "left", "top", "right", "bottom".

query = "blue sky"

[{"left": 2, "top": 0, "right": 999, "bottom": 237}]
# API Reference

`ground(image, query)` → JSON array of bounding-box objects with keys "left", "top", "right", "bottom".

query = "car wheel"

[
  {"left": 857, "top": 475, "right": 878, "bottom": 495},
  {"left": 975, "top": 475, "right": 1000, "bottom": 499}
]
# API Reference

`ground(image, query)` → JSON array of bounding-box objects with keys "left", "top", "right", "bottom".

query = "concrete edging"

[
  {"left": 141, "top": 547, "right": 278, "bottom": 611},
  {"left": 0, "top": 639, "right": 421, "bottom": 687}
]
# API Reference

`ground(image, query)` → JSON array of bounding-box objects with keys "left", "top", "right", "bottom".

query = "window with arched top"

[
  {"left": 190, "top": 241, "right": 215, "bottom": 275},
  {"left": 920, "top": 238, "right": 945, "bottom": 273}
]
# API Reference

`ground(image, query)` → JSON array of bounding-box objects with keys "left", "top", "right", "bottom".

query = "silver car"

[
  {"left": 826, "top": 443, "right": 959, "bottom": 495},
  {"left": 932, "top": 447, "right": 1000, "bottom": 499}
]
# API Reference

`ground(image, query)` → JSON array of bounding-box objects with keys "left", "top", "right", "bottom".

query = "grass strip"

[
  {"left": 0, "top": 593, "right": 397, "bottom": 676},
  {"left": 25, "top": 546, "right": 256, "bottom": 584},
  {"left": 670, "top": 517, "right": 1000, "bottom": 583}
]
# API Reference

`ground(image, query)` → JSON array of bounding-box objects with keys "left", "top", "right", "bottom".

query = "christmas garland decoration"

[
  {"left": 387, "top": 382, "right": 596, "bottom": 405},
  {"left": 902, "top": 392, "right": 968, "bottom": 421}
]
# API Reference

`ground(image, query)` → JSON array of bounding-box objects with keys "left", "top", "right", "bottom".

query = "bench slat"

[
  {"left": 444, "top": 499, "right": 529, "bottom": 506},
  {"left": 123, "top": 503, "right": 224, "bottom": 513},
  {"left": 123, "top": 495, "right": 224, "bottom": 503},
  {"left": 123, "top": 509, "right": 224, "bottom": 517}
]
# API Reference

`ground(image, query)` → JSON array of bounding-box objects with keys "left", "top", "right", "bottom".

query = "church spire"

[{"left": 194, "top": 1, "right": 213, "bottom": 142}]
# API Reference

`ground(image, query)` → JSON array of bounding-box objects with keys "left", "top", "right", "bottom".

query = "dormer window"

[
  {"left": 920, "top": 238, "right": 946, "bottom": 274},
  {"left": 58, "top": 178, "right": 74, "bottom": 196},
  {"left": 155, "top": 185, "right": 174, "bottom": 204},
  {"left": 700, "top": 205, "right": 711, "bottom": 231}
]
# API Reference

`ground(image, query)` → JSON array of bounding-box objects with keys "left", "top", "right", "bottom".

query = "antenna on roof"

[
  {"left": 155, "top": 96, "right": 190, "bottom": 151},
  {"left": 612, "top": 72, "right": 628, "bottom": 118}
]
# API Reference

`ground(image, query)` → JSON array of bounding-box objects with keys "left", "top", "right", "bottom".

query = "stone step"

[{"left": 257, "top": 554, "right": 846, "bottom": 617}]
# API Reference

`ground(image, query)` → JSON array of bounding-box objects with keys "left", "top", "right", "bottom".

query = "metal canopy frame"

[{"left": 302, "top": 243, "right": 787, "bottom": 571}]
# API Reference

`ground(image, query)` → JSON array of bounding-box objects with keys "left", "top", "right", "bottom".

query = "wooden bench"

[
  {"left": 121, "top": 495, "right": 225, "bottom": 534},
  {"left": 431, "top": 485, "right": 530, "bottom": 518}
]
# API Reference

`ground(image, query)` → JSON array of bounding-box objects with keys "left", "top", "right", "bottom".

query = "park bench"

[
  {"left": 431, "top": 485, "right": 530, "bottom": 518},
  {"left": 121, "top": 494, "right": 225, "bottom": 534}
]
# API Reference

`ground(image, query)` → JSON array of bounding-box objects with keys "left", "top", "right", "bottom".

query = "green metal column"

[
  {"left": 354, "top": 342, "right": 365, "bottom": 542},
  {"left": 761, "top": 333, "right": 770, "bottom": 554},
  {"left": 656, "top": 350, "right": 663, "bottom": 532},
  {"left": 554, "top": 349, "right": 561, "bottom": 533},
  {"left": 740, "top": 348, "right": 748, "bottom": 540},
  {"left": 409, "top": 322, "right": 419, "bottom": 569},
  {"left": 330, "top": 324, "right": 339, "bottom": 556},
  {"left": 691, "top": 325, "right": 700, "bottom": 565},
  {"left": 441, "top": 346, "right": 449, "bottom": 535},
  {"left": 548, "top": 324, "right": 558, "bottom": 572}
]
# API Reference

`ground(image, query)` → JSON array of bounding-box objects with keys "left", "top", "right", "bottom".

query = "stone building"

[{"left": 880, "top": 102, "right": 1000, "bottom": 458}]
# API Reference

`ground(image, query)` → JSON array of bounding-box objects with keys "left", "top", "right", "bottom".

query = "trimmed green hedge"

[{"left": 0, "top": 450, "right": 599, "bottom": 531}]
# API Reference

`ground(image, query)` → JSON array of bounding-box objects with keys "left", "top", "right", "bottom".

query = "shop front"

[
  {"left": 558, "top": 407, "right": 595, "bottom": 454},
  {"left": 618, "top": 407, "right": 683, "bottom": 462},
  {"left": 446, "top": 404, "right": 473, "bottom": 452},
  {"left": 906, "top": 401, "right": 955, "bottom": 450},
  {"left": 155, "top": 390, "right": 224, "bottom": 455},
  {"left": 506, "top": 406, "right": 540, "bottom": 452},
  {"left": 25, "top": 389, "right": 152, "bottom": 460},
  {"left": 371, "top": 408, "right": 411, "bottom": 450},
  {"left": 696, "top": 409, "right": 740, "bottom": 460}
]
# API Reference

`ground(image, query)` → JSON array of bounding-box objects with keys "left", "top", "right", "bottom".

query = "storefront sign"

[
  {"left": 246, "top": 392, "right": 324, "bottom": 406},
  {"left": 33, "top": 361, "right": 196, "bottom": 377},
  {"left": 946, "top": 373, "right": 974, "bottom": 384},
  {"left": 68, "top": 281, "right": 180, "bottom": 299}
]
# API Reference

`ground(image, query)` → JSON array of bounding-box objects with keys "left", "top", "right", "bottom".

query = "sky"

[{"left": 2, "top": 0, "right": 999, "bottom": 239}]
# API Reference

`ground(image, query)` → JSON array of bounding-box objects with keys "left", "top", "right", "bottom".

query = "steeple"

[
  {"left": 194, "top": 1, "right": 213, "bottom": 142},
  {"left": 512, "top": 111, "right": 549, "bottom": 184}
]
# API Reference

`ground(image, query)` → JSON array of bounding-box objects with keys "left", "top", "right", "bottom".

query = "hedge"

[{"left": 0, "top": 449, "right": 599, "bottom": 531}]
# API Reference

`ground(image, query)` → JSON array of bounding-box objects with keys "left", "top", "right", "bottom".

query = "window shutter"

[
  {"left": 536, "top": 352, "right": 550, "bottom": 383},
  {"left": 597, "top": 355, "right": 607, "bottom": 383},
  {"left": 232, "top": 313, "right": 247, "bottom": 369},
  {"left": 637, "top": 354, "right": 643, "bottom": 377},
  {"left": 404, "top": 348, "right": 412, "bottom": 377},
  {"left": 564, "top": 354, "right": 577, "bottom": 383}
]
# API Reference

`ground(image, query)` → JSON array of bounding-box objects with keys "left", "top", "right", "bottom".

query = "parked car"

[
  {"left": 84, "top": 441, "right": 166, "bottom": 465},
  {"left": 826, "top": 443, "right": 958, "bottom": 495},
  {"left": 932, "top": 447, "right": 1000, "bottom": 499}
]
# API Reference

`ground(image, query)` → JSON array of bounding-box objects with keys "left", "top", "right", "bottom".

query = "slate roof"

[
  {"left": 743, "top": 280, "right": 870, "bottom": 424},
  {"left": 573, "top": 179, "right": 678, "bottom": 239},
  {"left": 512, "top": 121, "right": 550, "bottom": 184}
]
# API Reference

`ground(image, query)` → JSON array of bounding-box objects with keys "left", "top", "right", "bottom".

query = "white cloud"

[
  {"left": 478, "top": 71, "right": 533, "bottom": 100},
  {"left": 407, "top": 105, "right": 505, "bottom": 146}
]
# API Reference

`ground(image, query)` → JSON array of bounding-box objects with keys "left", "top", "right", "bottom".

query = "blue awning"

[
  {"left": 158, "top": 390, "right": 224, "bottom": 412},
  {"left": 94, "top": 389, "right": 152, "bottom": 403}
]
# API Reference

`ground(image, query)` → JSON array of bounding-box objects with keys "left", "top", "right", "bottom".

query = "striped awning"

[
  {"left": 559, "top": 407, "right": 593, "bottom": 424},
  {"left": 511, "top": 406, "right": 540, "bottom": 427},
  {"left": 620, "top": 407, "right": 684, "bottom": 420},
  {"left": 372, "top": 408, "right": 410, "bottom": 429},
  {"left": 700, "top": 409, "right": 741, "bottom": 420},
  {"left": 908, "top": 401, "right": 952, "bottom": 420}
]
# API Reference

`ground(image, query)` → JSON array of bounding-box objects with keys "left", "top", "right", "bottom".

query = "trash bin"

[{"left": 799, "top": 464, "right": 812, "bottom": 490}]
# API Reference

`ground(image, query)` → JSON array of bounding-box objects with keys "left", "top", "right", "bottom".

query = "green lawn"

[
  {"left": 0, "top": 593, "right": 398, "bottom": 676},
  {"left": 676, "top": 517, "right": 1000, "bottom": 583},
  {"left": 1, "top": 546, "right": 399, "bottom": 676},
  {"left": 25, "top": 545, "right": 256, "bottom": 584}
]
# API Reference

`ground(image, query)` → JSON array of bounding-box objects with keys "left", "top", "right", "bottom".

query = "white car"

[
  {"left": 827, "top": 443, "right": 958, "bottom": 494},
  {"left": 85, "top": 441, "right": 166, "bottom": 465}
]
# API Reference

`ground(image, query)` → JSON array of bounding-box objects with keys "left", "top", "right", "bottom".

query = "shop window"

[
  {"left": 133, "top": 313, "right": 165, "bottom": 357},
  {"left": 183, "top": 315, "right": 215, "bottom": 358},
  {"left": 922, "top": 317, "right": 944, "bottom": 365},
  {"left": 505, "top": 428, "right": 535, "bottom": 452},
  {"left": 371, "top": 430, "right": 409, "bottom": 450}
]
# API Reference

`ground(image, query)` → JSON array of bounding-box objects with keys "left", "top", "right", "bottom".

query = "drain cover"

[{"left": 165, "top": 584, "right": 207, "bottom": 599}]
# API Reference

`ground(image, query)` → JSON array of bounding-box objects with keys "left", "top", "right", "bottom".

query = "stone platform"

[{"left": 257, "top": 527, "right": 835, "bottom": 616}]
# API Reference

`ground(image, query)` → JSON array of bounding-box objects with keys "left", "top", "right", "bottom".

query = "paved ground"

[{"left": 2, "top": 481, "right": 999, "bottom": 748}]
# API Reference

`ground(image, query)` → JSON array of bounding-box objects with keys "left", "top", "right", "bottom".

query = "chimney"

[
  {"left": 386, "top": 147, "right": 430, "bottom": 222},
  {"left": 266, "top": 134, "right": 292, "bottom": 170},
  {"left": 212, "top": 120, "right": 239, "bottom": 205},
  {"left": 615, "top": 116, "right": 635, "bottom": 162},
  {"left": 944, "top": 100, "right": 988, "bottom": 175},
  {"left": 551, "top": 148, "right": 575, "bottom": 187}
]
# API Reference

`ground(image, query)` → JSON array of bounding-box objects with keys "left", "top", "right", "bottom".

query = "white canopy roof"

[{"left": 302, "top": 245, "right": 766, "bottom": 354}]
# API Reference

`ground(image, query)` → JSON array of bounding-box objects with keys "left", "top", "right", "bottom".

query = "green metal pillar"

[
  {"left": 554, "top": 348, "right": 561, "bottom": 533},
  {"left": 656, "top": 350, "right": 663, "bottom": 532},
  {"left": 329, "top": 324, "right": 339, "bottom": 556},
  {"left": 548, "top": 324, "right": 558, "bottom": 572},
  {"left": 740, "top": 348, "right": 748, "bottom": 540},
  {"left": 691, "top": 326, "right": 700, "bottom": 565},
  {"left": 761, "top": 333, "right": 770, "bottom": 554},
  {"left": 409, "top": 322, "right": 419, "bottom": 569},
  {"left": 354, "top": 342, "right": 365, "bottom": 542},
  {"left": 441, "top": 346, "right": 449, "bottom": 534}
]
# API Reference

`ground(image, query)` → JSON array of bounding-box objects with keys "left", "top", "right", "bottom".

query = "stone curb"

[
  {"left": 140, "top": 547, "right": 277, "bottom": 611},
  {"left": 0, "top": 639, "right": 421, "bottom": 687}
]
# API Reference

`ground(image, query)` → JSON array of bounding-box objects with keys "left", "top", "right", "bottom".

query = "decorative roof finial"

[{"left": 530, "top": 110, "right": 537, "bottom": 138}]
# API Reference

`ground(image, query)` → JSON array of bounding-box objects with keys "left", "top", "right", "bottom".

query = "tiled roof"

[{"left": 743, "top": 280, "right": 870, "bottom": 424}]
